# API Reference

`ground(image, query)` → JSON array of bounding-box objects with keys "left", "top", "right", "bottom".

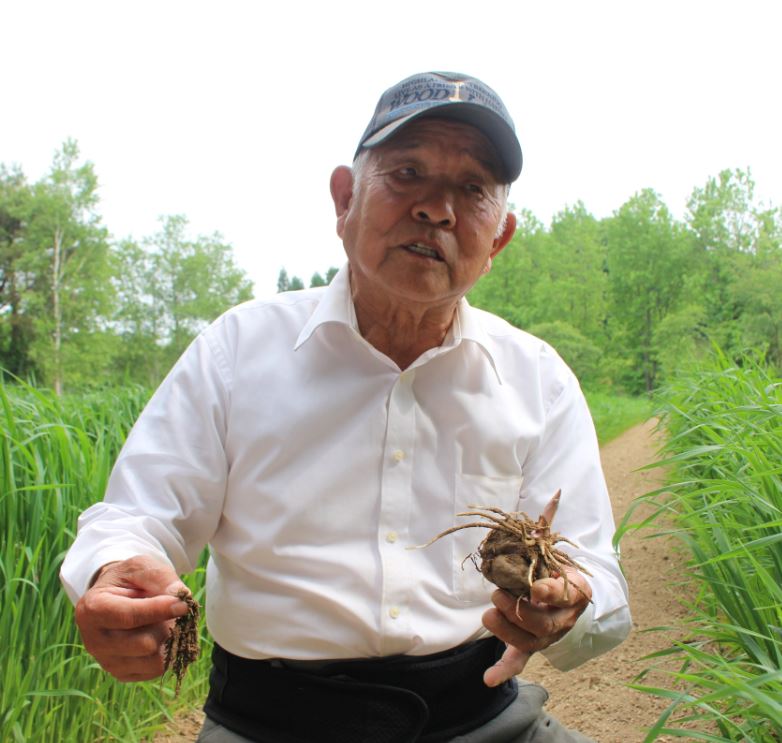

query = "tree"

[
  {"left": 22, "top": 141, "right": 113, "bottom": 393},
  {"left": 0, "top": 167, "right": 35, "bottom": 378},
  {"left": 543, "top": 203, "right": 608, "bottom": 342},
  {"left": 468, "top": 208, "right": 545, "bottom": 329},
  {"left": 309, "top": 268, "right": 340, "bottom": 288},
  {"left": 113, "top": 215, "right": 254, "bottom": 382},
  {"left": 527, "top": 320, "right": 602, "bottom": 386},
  {"left": 111, "top": 238, "right": 163, "bottom": 383},
  {"left": 605, "top": 189, "right": 692, "bottom": 392},
  {"left": 733, "top": 207, "right": 782, "bottom": 368},
  {"left": 686, "top": 169, "right": 782, "bottom": 367},
  {"left": 276, "top": 267, "right": 305, "bottom": 292}
]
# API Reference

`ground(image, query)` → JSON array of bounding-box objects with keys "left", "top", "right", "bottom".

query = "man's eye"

[
  {"left": 396, "top": 166, "right": 418, "bottom": 178},
  {"left": 466, "top": 183, "right": 485, "bottom": 196}
]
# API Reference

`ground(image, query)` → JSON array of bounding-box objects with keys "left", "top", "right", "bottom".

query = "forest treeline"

[
  {"left": 0, "top": 140, "right": 255, "bottom": 392},
  {"left": 2, "top": 140, "right": 780, "bottom": 395},
  {"left": 469, "top": 172, "right": 782, "bottom": 393}
]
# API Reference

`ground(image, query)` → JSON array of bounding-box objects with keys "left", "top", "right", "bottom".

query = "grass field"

[{"left": 0, "top": 381, "right": 212, "bottom": 742}]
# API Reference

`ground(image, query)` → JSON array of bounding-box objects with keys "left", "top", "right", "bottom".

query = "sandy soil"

[
  {"left": 156, "top": 418, "right": 688, "bottom": 742},
  {"left": 523, "top": 418, "right": 691, "bottom": 742}
]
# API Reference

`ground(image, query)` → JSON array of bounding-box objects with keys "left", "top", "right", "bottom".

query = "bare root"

[
  {"left": 414, "top": 489, "right": 592, "bottom": 601},
  {"left": 162, "top": 590, "right": 200, "bottom": 697}
]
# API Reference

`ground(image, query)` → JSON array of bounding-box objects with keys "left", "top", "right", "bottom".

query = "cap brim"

[{"left": 359, "top": 102, "right": 522, "bottom": 182}]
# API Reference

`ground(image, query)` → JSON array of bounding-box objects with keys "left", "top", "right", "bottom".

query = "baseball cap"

[{"left": 355, "top": 71, "right": 522, "bottom": 183}]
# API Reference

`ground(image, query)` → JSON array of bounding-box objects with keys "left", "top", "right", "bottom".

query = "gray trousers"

[{"left": 195, "top": 681, "right": 594, "bottom": 743}]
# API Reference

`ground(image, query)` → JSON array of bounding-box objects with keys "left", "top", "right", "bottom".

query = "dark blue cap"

[{"left": 355, "top": 71, "right": 522, "bottom": 182}]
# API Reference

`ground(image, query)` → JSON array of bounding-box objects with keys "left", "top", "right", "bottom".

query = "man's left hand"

[{"left": 481, "top": 568, "right": 592, "bottom": 687}]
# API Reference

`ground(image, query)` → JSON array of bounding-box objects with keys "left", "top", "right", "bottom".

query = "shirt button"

[
  {"left": 392, "top": 449, "right": 405, "bottom": 462},
  {"left": 386, "top": 531, "right": 398, "bottom": 543},
  {"left": 389, "top": 606, "right": 401, "bottom": 619}
]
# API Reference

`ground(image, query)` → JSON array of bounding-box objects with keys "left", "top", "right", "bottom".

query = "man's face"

[{"left": 333, "top": 118, "right": 514, "bottom": 311}]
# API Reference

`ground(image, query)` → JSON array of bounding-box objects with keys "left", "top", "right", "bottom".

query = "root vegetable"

[{"left": 417, "top": 489, "right": 592, "bottom": 601}]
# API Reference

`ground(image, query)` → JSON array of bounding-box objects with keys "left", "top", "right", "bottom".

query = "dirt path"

[
  {"left": 157, "top": 419, "right": 686, "bottom": 742},
  {"left": 524, "top": 418, "right": 688, "bottom": 741}
]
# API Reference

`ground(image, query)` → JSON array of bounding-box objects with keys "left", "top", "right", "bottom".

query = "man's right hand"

[{"left": 74, "top": 555, "right": 191, "bottom": 682}]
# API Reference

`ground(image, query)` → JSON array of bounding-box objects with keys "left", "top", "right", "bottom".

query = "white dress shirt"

[{"left": 61, "top": 265, "right": 630, "bottom": 670}]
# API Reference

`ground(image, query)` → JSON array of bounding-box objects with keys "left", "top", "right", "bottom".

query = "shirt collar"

[
  {"left": 450, "top": 298, "right": 504, "bottom": 385},
  {"left": 294, "top": 264, "right": 357, "bottom": 350},
  {"left": 295, "top": 263, "right": 503, "bottom": 385}
]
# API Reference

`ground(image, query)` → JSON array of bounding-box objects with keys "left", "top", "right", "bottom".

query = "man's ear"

[
  {"left": 490, "top": 211, "right": 517, "bottom": 260},
  {"left": 330, "top": 166, "right": 354, "bottom": 239}
]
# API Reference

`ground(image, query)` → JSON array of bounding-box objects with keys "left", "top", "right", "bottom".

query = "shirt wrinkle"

[{"left": 202, "top": 329, "right": 233, "bottom": 392}]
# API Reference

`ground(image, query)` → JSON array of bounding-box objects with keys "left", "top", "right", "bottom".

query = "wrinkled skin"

[
  {"left": 74, "top": 555, "right": 190, "bottom": 682},
  {"left": 330, "top": 118, "right": 516, "bottom": 370},
  {"left": 481, "top": 568, "right": 592, "bottom": 687}
]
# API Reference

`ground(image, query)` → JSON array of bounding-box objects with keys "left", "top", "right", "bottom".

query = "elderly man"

[{"left": 62, "top": 72, "right": 631, "bottom": 742}]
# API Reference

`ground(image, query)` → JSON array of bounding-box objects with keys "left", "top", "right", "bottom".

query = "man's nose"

[{"left": 411, "top": 188, "right": 455, "bottom": 228}]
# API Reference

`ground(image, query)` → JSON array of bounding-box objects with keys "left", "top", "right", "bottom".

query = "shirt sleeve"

[
  {"left": 59, "top": 330, "right": 231, "bottom": 604},
  {"left": 520, "top": 352, "right": 632, "bottom": 670}
]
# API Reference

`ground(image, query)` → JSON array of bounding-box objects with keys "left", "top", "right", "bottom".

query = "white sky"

[{"left": 2, "top": 0, "right": 780, "bottom": 296}]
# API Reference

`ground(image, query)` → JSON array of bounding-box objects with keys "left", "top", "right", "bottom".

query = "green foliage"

[
  {"left": 0, "top": 378, "right": 212, "bottom": 741},
  {"left": 468, "top": 171, "right": 781, "bottom": 394},
  {"left": 277, "top": 266, "right": 339, "bottom": 292},
  {"left": 686, "top": 169, "right": 782, "bottom": 370},
  {"left": 4, "top": 140, "right": 782, "bottom": 398},
  {"left": 528, "top": 320, "right": 602, "bottom": 386},
  {"left": 276, "top": 267, "right": 293, "bottom": 292},
  {"left": 113, "top": 217, "right": 254, "bottom": 385},
  {"left": 0, "top": 166, "right": 35, "bottom": 378},
  {"left": 540, "top": 203, "right": 608, "bottom": 340},
  {"left": 468, "top": 209, "right": 545, "bottom": 330},
  {"left": 604, "top": 189, "right": 693, "bottom": 393},
  {"left": 0, "top": 142, "right": 113, "bottom": 393},
  {"left": 0, "top": 145, "right": 255, "bottom": 392},
  {"left": 617, "top": 349, "right": 782, "bottom": 740}
]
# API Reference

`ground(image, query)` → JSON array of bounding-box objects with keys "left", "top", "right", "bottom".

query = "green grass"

[
  {"left": 0, "top": 379, "right": 211, "bottom": 742},
  {"left": 616, "top": 349, "right": 782, "bottom": 741},
  {"left": 585, "top": 388, "right": 655, "bottom": 444}
]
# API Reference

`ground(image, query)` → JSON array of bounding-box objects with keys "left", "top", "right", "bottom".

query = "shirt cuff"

[{"left": 540, "top": 598, "right": 633, "bottom": 671}]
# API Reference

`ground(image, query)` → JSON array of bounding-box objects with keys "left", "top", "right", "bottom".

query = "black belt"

[{"left": 204, "top": 638, "right": 517, "bottom": 743}]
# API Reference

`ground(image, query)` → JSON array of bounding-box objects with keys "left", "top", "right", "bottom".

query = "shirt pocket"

[{"left": 452, "top": 473, "right": 524, "bottom": 603}]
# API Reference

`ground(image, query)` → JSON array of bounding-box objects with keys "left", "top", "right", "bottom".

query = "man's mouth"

[{"left": 404, "top": 243, "right": 443, "bottom": 260}]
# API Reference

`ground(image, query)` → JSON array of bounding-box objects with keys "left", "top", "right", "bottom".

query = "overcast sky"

[{"left": 2, "top": 1, "right": 780, "bottom": 296}]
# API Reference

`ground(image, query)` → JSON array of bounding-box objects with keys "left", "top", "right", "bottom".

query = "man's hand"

[
  {"left": 481, "top": 568, "right": 592, "bottom": 687},
  {"left": 74, "top": 555, "right": 191, "bottom": 682}
]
